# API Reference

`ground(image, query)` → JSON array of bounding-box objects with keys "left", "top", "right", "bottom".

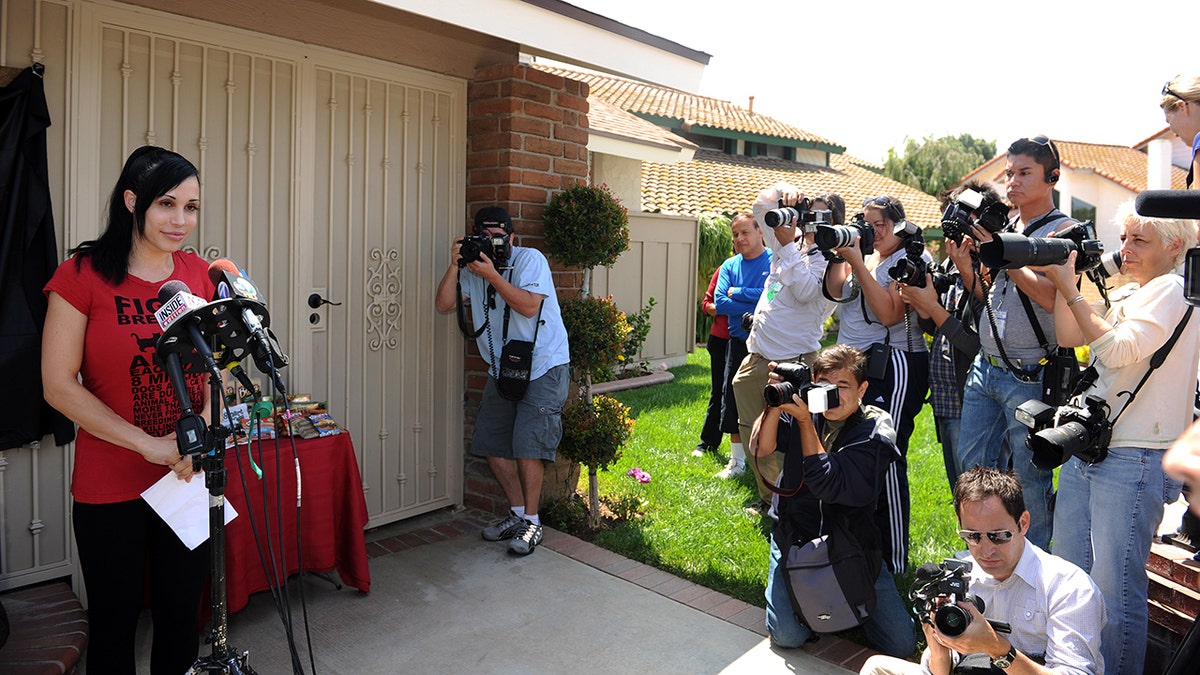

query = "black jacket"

[{"left": 769, "top": 405, "right": 899, "bottom": 569}]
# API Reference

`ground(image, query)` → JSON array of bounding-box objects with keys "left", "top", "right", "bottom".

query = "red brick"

[
  {"left": 465, "top": 186, "right": 496, "bottom": 202},
  {"left": 554, "top": 157, "right": 589, "bottom": 178},
  {"left": 497, "top": 185, "right": 548, "bottom": 203},
  {"left": 509, "top": 151, "right": 552, "bottom": 171},
  {"left": 524, "top": 67, "right": 567, "bottom": 89},
  {"left": 471, "top": 98, "right": 523, "bottom": 117},
  {"left": 468, "top": 80, "right": 500, "bottom": 101},
  {"left": 554, "top": 125, "right": 588, "bottom": 145},
  {"left": 510, "top": 79, "right": 554, "bottom": 104},
  {"left": 466, "top": 150, "right": 500, "bottom": 169},
  {"left": 556, "top": 92, "right": 589, "bottom": 113},
  {"left": 504, "top": 116, "right": 552, "bottom": 137},
  {"left": 522, "top": 170, "right": 564, "bottom": 189},
  {"left": 561, "top": 144, "right": 582, "bottom": 161},
  {"left": 524, "top": 100, "right": 564, "bottom": 122},
  {"left": 470, "top": 167, "right": 522, "bottom": 185},
  {"left": 525, "top": 136, "right": 564, "bottom": 156},
  {"left": 470, "top": 117, "right": 500, "bottom": 134},
  {"left": 518, "top": 202, "right": 545, "bottom": 221},
  {"left": 466, "top": 373, "right": 488, "bottom": 390},
  {"left": 562, "top": 110, "right": 579, "bottom": 126},
  {"left": 471, "top": 132, "right": 519, "bottom": 152}
]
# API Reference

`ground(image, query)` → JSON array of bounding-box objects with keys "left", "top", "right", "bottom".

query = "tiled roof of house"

[
  {"left": 642, "top": 149, "right": 946, "bottom": 229},
  {"left": 961, "top": 139, "right": 1190, "bottom": 192},
  {"left": 535, "top": 64, "right": 843, "bottom": 151},
  {"left": 586, "top": 95, "right": 698, "bottom": 150}
]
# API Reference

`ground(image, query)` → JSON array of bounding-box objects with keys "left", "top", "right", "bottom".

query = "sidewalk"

[{"left": 135, "top": 507, "right": 874, "bottom": 674}]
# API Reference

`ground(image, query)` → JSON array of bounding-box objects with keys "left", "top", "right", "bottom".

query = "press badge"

[
  {"left": 766, "top": 281, "right": 782, "bottom": 303},
  {"left": 992, "top": 309, "right": 1007, "bottom": 340}
]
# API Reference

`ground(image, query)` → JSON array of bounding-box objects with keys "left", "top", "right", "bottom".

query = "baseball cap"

[{"left": 474, "top": 206, "right": 513, "bottom": 232}]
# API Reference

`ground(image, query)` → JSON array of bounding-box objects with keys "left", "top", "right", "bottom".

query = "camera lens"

[
  {"left": 1028, "top": 421, "right": 1091, "bottom": 470},
  {"left": 764, "top": 207, "right": 799, "bottom": 228},
  {"left": 814, "top": 224, "right": 860, "bottom": 250},
  {"left": 934, "top": 605, "right": 973, "bottom": 637},
  {"left": 763, "top": 382, "right": 797, "bottom": 408},
  {"left": 978, "top": 233, "right": 1075, "bottom": 270}
]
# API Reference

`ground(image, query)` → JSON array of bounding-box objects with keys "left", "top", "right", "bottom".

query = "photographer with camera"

[
  {"left": 955, "top": 136, "right": 1075, "bottom": 552},
  {"left": 897, "top": 182, "right": 1003, "bottom": 493},
  {"left": 752, "top": 344, "right": 915, "bottom": 658},
  {"left": 434, "top": 206, "right": 570, "bottom": 556},
  {"left": 1030, "top": 200, "right": 1198, "bottom": 675},
  {"left": 711, "top": 213, "right": 772, "bottom": 479},
  {"left": 729, "top": 183, "right": 839, "bottom": 506},
  {"left": 823, "top": 195, "right": 930, "bottom": 575},
  {"left": 859, "top": 466, "right": 1103, "bottom": 675}
]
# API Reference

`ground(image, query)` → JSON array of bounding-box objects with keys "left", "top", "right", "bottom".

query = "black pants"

[
  {"left": 74, "top": 499, "right": 210, "bottom": 675},
  {"left": 700, "top": 333, "right": 738, "bottom": 448}
]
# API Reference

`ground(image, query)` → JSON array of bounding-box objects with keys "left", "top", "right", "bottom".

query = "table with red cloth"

[{"left": 220, "top": 432, "right": 371, "bottom": 615}]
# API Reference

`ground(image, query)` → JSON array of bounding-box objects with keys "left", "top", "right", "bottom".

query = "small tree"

[{"left": 544, "top": 181, "right": 635, "bottom": 527}]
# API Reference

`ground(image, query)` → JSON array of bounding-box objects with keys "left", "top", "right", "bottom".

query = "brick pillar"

[{"left": 460, "top": 63, "right": 588, "bottom": 514}]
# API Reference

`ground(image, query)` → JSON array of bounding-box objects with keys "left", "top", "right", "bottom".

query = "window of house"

[{"left": 1070, "top": 196, "right": 1095, "bottom": 223}]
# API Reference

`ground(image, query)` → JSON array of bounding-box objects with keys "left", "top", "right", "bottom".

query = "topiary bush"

[
  {"left": 559, "top": 394, "right": 636, "bottom": 528},
  {"left": 560, "top": 295, "right": 631, "bottom": 383},
  {"left": 543, "top": 182, "right": 630, "bottom": 269}
]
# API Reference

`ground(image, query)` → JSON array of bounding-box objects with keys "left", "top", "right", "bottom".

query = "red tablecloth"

[{"left": 220, "top": 432, "right": 371, "bottom": 615}]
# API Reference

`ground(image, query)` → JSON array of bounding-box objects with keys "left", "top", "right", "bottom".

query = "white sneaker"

[{"left": 714, "top": 459, "right": 745, "bottom": 479}]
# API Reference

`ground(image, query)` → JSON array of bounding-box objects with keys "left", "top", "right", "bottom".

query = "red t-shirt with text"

[{"left": 45, "top": 252, "right": 216, "bottom": 503}]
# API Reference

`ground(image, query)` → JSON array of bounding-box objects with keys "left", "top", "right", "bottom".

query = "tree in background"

[
  {"left": 695, "top": 213, "right": 734, "bottom": 343},
  {"left": 883, "top": 134, "right": 996, "bottom": 197}
]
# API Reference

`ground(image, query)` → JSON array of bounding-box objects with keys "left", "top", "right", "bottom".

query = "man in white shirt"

[{"left": 859, "top": 466, "right": 1104, "bottom": 675}]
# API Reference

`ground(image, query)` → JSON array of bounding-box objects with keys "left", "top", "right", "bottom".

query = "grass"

[{"left": 576, "top": 347, "right": 965, "bottom": 613}]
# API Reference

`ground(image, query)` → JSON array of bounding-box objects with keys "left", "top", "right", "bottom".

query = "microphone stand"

[{"left": 189, "top": 365, "right": 257, "bottom": 675}]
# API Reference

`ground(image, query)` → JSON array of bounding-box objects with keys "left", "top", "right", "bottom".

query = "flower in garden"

[{"left": 626, "top": 467, "right": 651, "bottom": 483}]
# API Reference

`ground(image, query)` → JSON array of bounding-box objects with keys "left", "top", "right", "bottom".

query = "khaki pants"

[{"left": 731, "top": 350, "right": 816, "bottom": 502}]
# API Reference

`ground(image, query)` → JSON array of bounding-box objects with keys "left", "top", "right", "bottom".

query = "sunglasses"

[
  {"left": 863, "top": 196, "right": 893, "bottom": 209},
  {"left": 1026, "top": 134, "right": 1060, "bottom": 164},
  {"left": 957, "top": 529, "right": 1016, "bottom": 545},
  {"left": 1163, "top": 83, "right": 1187, "bottom": 102}
]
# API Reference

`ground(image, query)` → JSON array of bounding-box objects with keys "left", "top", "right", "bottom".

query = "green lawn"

[{"left": 584, "top": 347, "right": 964, "bottom": 611}]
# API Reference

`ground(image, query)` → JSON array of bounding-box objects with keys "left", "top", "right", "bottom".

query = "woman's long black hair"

[{"left": 71, "top": 145, "right": 200, "bottom": 285}]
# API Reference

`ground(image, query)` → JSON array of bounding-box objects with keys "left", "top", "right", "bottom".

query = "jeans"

[
  {"left": 956, "top": 355, "right": 1054, "bottom": 550},
  {"left": 935, "top": 415, "right": 961, "bottom": 493},
  {"left": 1053, "top": 447, "right": 1183, "bottom": 675},
  {"left": 766, "top": 536, "right": 916, "bottom": 658}
]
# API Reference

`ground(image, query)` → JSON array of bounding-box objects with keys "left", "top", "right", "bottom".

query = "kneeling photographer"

[
  {"left": 860, "top": 467, "right": 1103, "bottom": 675},
  {"left": 752, "top": 344, "right": 915, "bottom": 658},
  {"left": 1026, "top": 200, "right": 1198, "bottom": 675},
  {"left": 823, "top": 195, "right": 930, "bottom": 576}
]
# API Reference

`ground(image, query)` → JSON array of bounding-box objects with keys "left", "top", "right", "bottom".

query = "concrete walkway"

[{"left": 132, "top": 507, "right": 873, "bottom": 674}]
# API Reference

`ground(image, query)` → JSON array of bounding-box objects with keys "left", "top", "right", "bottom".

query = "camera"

[
  {"left": 1015, "top": 395, "right": 1112, "bottom": 470},
  {"left": 978, "top": 220, "right": 1105, "bottom": 273},
  {"left": 763, "top": 362, "right": 840, "bottom": 413},
  {"left": 1093, "top": 250, "right": 1123, "bottom": 280},
  {"left": 458, "top": 233, "right": 512, "bottom": 268},
  {"left": 909, "top": 558, "right": 1008, "bottom": 637},
  {"left": 814, "top": 212, "right": 875, "bottom": 257},
  {"left": 940, "top": 188, "right": 1009, "bottom": 244},
  {"left": 1186, "top": 247, "right": 1200, "bottom": 307},
  {"left": 741, "top": 312, "right": 755, "bottom": 334},
  {"left": 763, "top": 197, "right": 833, "bottom": 232},
  {"left": 887, "top": 238, "right": 954, "bottom": 293}
]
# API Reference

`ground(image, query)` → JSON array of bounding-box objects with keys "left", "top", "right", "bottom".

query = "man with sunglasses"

[
  {"left": 859, "top": 467, "right": 1103, "bottom": 675},
  {"left": 955, "top": 136, "right": 1074, "bottom": 551}
]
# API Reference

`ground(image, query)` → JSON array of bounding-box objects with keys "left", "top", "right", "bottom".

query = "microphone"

[
  {"left": 1134, "top": 190, "right": 1200, "bottom": 220},
  {"left": 914, "top": 562, "right": 942, "bottom": 580},
  {"left": 155, "top": 280, "right": 221, "bottom": 378},
  {"left": 207, "top": 259, "right": 290, "bottom": 388},
  {"left": 152, "top": 280, "right": 214, "bottom": 456}
]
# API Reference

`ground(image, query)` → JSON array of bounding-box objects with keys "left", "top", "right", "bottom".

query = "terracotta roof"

[
  {"left": 535, "top": 64, "right": 843, "bottom": 151},
  {"left": 586, "top": 96, "right": 697, "bottom": 151},
  {"left": 961, "top": 138, "right": 1190, "bottom": 192},
  {"left": 642, "top": 149, "right": 945, "bottom": 229}
]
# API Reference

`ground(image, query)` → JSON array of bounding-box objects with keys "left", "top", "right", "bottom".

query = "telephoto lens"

[{"left": 762, "top": 362, "right": 811, "bottom": 407}]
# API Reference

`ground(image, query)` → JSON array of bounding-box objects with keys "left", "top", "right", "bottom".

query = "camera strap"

[
  {"left": 1108, "top": 305, "right": 1194, "bottom": 426},
  {"left": 455, "top": 279, "right": 490, "bottom": 339}
]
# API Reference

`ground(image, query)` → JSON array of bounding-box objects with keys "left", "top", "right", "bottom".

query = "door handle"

[{"left": 308, "top": 293, "right": 342, "bottom": 309}]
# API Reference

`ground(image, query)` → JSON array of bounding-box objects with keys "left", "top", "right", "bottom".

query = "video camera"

[
  {"left": 458, "top": 232, "right": 512, "bottom": 268},
  {"left": 763, "top": 197, "right": 833, "bottom": 232},
  {"left": 1135, "top": 190, "right": 1200, "bottom": 307},
  {"left": 814, "top": 212, "right": 875, "bottom": 257},
  {"left": 763, "top": 362, "right": 840, "bottom": 413},
  {"left": 1015, "top": 394, "right": 1112, "bottom": 470},
  {"left": 978, "top": 220, "right": 1105, "bottom": 273},
  {"left": 887, "top": 238, "right": 953, "bottom": 293},
  {"left": 909, "top": 558, "right": 1011, "bottom": 637},
  {"left": 940, "top": 188, "right": 1009, "bottom": 244}
]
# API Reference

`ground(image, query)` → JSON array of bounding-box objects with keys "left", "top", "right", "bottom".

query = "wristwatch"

[{"left": 992, "top": 642, "right": 1018, "bottom": 669}]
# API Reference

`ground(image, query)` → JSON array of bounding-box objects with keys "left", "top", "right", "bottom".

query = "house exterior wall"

[
  {"left": 592, "top": 154, "right": 641, "bottom": 211},
  {"left": 461, "top": 63, "right": 588, "bottom": 514}
]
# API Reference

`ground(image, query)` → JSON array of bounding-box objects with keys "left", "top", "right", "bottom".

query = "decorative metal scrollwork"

[{"left": 365, "top": 248, "right": 402, "bottom": 351}]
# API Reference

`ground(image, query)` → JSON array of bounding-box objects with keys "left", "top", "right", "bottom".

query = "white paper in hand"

[{"left": 141, "top": 471, "right": 238, "bottom": 550}]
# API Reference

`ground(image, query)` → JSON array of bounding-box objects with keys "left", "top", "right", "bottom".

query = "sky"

[{"left": 565, "top": 0, "right": 1199, "bottom": 164}]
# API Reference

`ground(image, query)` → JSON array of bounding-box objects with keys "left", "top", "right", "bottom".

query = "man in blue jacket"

[
  {"left": 752, "top": 343, "right": 915, "bottom": 657},
  {"left": 713, "top": 212, "right": 770, "bottom": 478}
]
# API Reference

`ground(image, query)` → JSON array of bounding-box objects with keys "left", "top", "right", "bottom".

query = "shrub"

[
  {"left": 558, "top": 394, "right": 635, "bottom": 472},
  {"left": 543, "top": 182, "right": 630, "bottom": 269},
  {"left": 621, "top": 297, "right": 656, "bottom": 374},
  {"left": 561, "top": 295, "right": 631, "bottom": 383}
]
